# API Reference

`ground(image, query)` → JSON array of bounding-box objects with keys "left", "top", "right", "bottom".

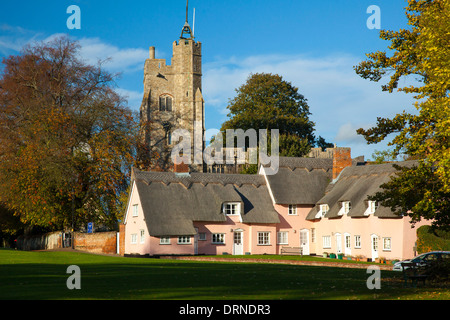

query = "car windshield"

[{"left": 411, "top": 253, "right": 427, "bottom": 262}]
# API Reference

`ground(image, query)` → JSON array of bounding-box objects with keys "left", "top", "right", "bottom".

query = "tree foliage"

[
  {"left": 354, "top": 0, "right": 450, "bottom": 230},
  {"left": 220, "top": 73, "right": 330, "bottom": 157},
  {"left": 0, "top": 36, "right": 138, "bottom": 231}
]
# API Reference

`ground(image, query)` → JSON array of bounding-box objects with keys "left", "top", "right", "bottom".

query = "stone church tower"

[{"left": 139, "top": 3, "right": 205, "bottom": 172}]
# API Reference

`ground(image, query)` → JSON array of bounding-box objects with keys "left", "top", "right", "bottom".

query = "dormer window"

[
  {"left": 288, "top": 204, "right": 297, "bottom": 215},
  {"left": 223, "top": 202, "right": 240, "bottom": 216},
  {"left": 159, "top": 95, "right": 173, "bottom": 112},
  {"left": 364, "top": 200, "right": 378, "bottom": 216},
  {"left": 338, "top": 201, "right": 351, "bottom": 216},
  {"left": 315, "top": 204, "right": 329, "bottom": 218}
]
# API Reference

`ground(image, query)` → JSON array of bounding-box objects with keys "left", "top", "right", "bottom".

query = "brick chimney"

[
  {"left": 332, "top": 147, "right": 352, "bottom": 180},
  {"left": 173, "top": 157, "right": 190, "bottom": 176}
]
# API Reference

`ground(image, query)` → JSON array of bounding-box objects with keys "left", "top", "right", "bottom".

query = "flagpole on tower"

[
  {"left": 186, "top": 0, "right": 189, "bottom": 23},
  {"left": 193, "top": 8, "right": 196, "bottom": 38}
]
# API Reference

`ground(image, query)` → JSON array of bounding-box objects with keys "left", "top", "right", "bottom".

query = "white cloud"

[
  {"left": 202, "top": 52, "right": 417, "bottom": 159},
  {"left": 115, "top": 88, "right": 143, "bottom": 109},
  {"left": 0, "top": 27, "right": 148, "bottom": 109},
  {"left": 0, "top": 24, "right": 44, "bottom": 55},
  {"left": 77, "top": 37, "right": 149, "bottom": 73}
]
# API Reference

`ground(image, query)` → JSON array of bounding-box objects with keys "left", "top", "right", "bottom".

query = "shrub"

[{"left": 416, "top": 225, "right": 450, "bottom": 254}]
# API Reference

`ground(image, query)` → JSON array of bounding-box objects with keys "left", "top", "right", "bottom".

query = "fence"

[{"left": 16, "top": 230, "right": 121, "bottom": 255}]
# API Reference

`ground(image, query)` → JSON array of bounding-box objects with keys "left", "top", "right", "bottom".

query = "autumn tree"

[
  {"left": 354, "top": 0, "right": 450, "bottom": 230},
  {"left": 221, "top": 72, "right": 330, "bottom": 158},
  {"left": 0, "top": 36, "right": 139, "bottom": 232}
]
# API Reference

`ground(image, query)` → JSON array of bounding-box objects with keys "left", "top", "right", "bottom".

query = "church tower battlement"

[{"left": 139, "top": 1, "right": 205, "bottom": 172}]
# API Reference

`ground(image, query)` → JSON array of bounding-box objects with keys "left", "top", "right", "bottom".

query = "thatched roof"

[
  {"left": 263, "top": 157, "right": 332, "bottom": 205},
  {"left": 132, "top": 170, "right": 279, "bottom": 236},
  {"left": 306, "top": 161, "right": 418, "bottom": 220}
]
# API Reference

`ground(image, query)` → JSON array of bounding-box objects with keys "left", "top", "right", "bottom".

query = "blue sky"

[{"left": 0, "top": 0, "right": 417, "bottom": 160}]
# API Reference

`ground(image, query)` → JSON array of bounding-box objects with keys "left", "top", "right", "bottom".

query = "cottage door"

[
  {"left": 299, "top": 229, "right": 309, "bottom": 255},
  {"left": 335, "top": 233, "right": 342, "bottom": 254},
  {"left": 233, "top": 230, "right": 243, "bottom": 255},
  {"left": 371, "top": 234, "right": 379, "bottom": 261}
]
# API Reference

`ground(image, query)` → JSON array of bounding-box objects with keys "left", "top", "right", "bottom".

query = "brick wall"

[
  {"left": 119, "top": 224, "right": 125, "bottom": 256},
  {"left": 74, "top": 231, "right": 117, "bottom": 255}
]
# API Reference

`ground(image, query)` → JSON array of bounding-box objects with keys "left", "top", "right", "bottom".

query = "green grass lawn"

[{"left": 0, "top": 249, "right": 448, "bottom": 300}]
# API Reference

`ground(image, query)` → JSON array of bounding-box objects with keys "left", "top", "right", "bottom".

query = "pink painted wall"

[
  {"left": 309, "top": 214, "right": 430, "bottom": 260},
  {"left": 124, "top": 182, "right": 151, "bottom": 256},
  {"left": 124, "top": 181, "right": 431, "bottom": 260},
  {"left": 274, "top": 204, "right": 315, "bottom": 254},
  {"left": 194, "top": 216, "right": 277, "bottom": 255}
]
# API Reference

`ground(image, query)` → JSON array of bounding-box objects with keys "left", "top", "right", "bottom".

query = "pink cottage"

[{"left": 123, "top": 148, "right": 430, "bottom": 260}]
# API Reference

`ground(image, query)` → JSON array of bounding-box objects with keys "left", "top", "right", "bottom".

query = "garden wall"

[
  {"left": 16, "top": 231, "right": 62, "bottom": 251},
  {"left": 16, "top": 230, "right": 123, "bottom": 255},
  {"left": 74, "top": 231, "right": 117, "bottom": 255}
]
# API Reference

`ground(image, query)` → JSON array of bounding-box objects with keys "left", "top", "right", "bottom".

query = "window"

[
  {"left": 131, "top": 234, "right": 137, "bottom": 244},
  {"left": 132, "top": 204, "right": 138, "bottom": 217},
  {"left": 159, "top": 95, "right": 173, "bottom": 112},
  {"left": 212, "top": 233, "right": 225, "bottom": 244},
  {"left": 364, "top": 200, "right": 378, "bottom": 215},
  {"left": 383, "top": 237, "right": 391, "bottom": 251},
  {"left": 322, "top": 235, "right": 331, "bottom": 249},
  {"left": 338, "top": 201, "right": 351, "bottom": 215},
  {"left": 315, "top": 204, "right": 329, "bottom": 218},
  {"left": 369, "top": 201, "right": 378, "bottom": 213},
  {"left": 258, "top": 232, "right": 270, "bottom": 245},
  {"left": 311, "top": 228, "right": 316, "bottom": 243},
  {"left": 223, "top": 203, "right": 240, "bottom": 215},
  {"left": 288, "top": 205, "right": 297, "bottom": 215},
  {"left": 345, "top": 234, "right": 351, "bottom": 249},
  {"left": 354, "top": 235, "right": 361, "bottom": 248},
  {"left": 198, "top": 233, "right": 206, "bottom": 241},
  {"left": 160, "top": 237, "right": 170, "bottom": 245},
  {"left": 166, "top": 131, "right": 172, "bottom": 145},
  {"left": 140, "top": 230, "right": 145, "bottom": 244},
  {"left": 277, "top": 231, "right": 288, "bottom": 245},
  {"left": 178, "top": 236, "right": 191, "bottom": 244}
]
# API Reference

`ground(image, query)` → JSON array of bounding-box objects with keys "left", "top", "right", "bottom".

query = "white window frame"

[
  {"left": 277, "top": 231, "right": 288, "bottom": 245},
  {"left": 288, "top": 204, "right": 297, "bottom": 215},
  {"left": 354, "top": 235, "right": 361, "bottom": 248},
  {"left": 131, "top": 233, "right": 137, "bottom": 244},
  {"left": 383, "top": 237, "right": 392, "bottom": 251},
  {"left": 160, "top": 237, "right": 171, "bottom": 245},
  {"left": 177, "top": 236, "right": 191, "bottom": 244},
  {"left": 132, "top": 204, "right": 138, "bottom": 217},
  {"left": 198, "top": 233, "right": 207, "bottom": 241},
  {"left": 212, "top": 233, "right": 225, "bottom": 244},
  {"left": 315, "top": 204, "right": 329, "bottom": 218},
  {"left": 311, "top": 228, "right": 316, "bottom": 243},
  {"left": 364, "top": 200, "right": 378, "bottom": 215},
  {"left": 338, "top": 201, "right": 351, "bottom": 215},
  {"left": 223, "top": 202, "right": 240, "bottom": 216},
  {"left": 257, "top": 232, "right": 270, "bottom": 246},
  {"left": 322, "top": 235, "right": 331, "bottom": 249}
]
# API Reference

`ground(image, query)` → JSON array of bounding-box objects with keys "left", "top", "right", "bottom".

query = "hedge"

[{"left": 416, "top": 225, "right": 450, "bottom": 254}]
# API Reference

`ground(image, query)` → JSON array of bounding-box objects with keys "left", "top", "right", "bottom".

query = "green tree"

[
  {"left": 354, "top": 0, "right": 450, "bottom": 230},
  {"left": 0, "top": 36, "right": 139, "bottom": 231},
  {"left": 220, "top": 73, "right": 329, "bottom": 157}
]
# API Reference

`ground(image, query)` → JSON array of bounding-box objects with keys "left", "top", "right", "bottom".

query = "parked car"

[{"left": 392, "top": 251, "right": 450, "bottom": 271}]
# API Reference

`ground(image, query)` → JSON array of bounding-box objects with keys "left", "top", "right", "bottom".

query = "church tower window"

[{"left": 159, "top": 95, "right": 173, "bottom": 112}]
